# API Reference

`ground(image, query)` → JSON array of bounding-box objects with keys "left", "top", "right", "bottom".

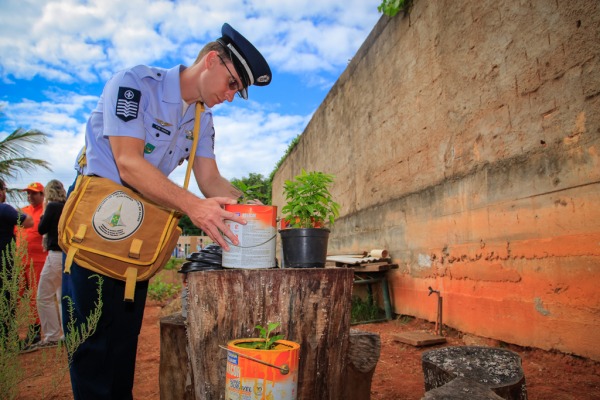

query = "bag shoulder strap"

[
  {"left": 183, "top": 102, "right": 204, "bottom": 188},
  {"left": 77, "top": 101, "right": 204, "bottom": 190}
]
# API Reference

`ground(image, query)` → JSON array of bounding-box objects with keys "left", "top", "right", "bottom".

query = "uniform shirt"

[{"left": 81, "top": 64, "right": 216, "bottom": 183}]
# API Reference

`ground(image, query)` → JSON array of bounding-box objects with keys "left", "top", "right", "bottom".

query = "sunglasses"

[{"left": 217, "top": 54, "right": 242, "bottom": 95}]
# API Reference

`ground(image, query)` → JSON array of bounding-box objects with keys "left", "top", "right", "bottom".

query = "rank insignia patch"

[{"left": 116, "top": 87, "right": 141, "bottom": 122}]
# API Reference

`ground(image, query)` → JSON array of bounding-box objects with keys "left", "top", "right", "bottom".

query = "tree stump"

[
  {"left": 422, "top": 346, "right": 527, "bottom": 400},
  {"left": 159, "top": 312, "right": 196, "bottom": 400},
  {"left": 345, "top": 329, "right": 381, "bottom": 400},
  {"left": 422, "top": 377, "right": 505, "bottom": 399},
  {"left": 185, "top": 268, "right": 354, "bottom": 400}
]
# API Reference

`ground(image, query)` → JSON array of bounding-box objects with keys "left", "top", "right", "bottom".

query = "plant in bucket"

[
  {"left": 224, "top": 322, "right": 300, "bottom": 400},
  {"left": 279, "top": 169, "right": 340, "bottom": 268},
  {"left": 222, "top": 180, "right": 278, "bottom": 269}
]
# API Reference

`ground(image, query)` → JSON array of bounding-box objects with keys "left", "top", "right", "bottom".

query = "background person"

[
  {"left": 62, "top": 23, "right": 272, "bottom": 400},
  {"left": 1, "top": 179, "right": 34, "bottom": 258},
  {"left": 34, "top": 179, "right": 67, "bottom": 349},
  {"left": 16, "top": 181, "right": 46, "bottom": 344},
  {"left": 0, "top": 179, "right": 33, "bottom": 347}
]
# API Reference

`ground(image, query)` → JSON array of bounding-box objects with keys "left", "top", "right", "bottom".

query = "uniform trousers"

[
  {"left": 62, "top": 263, "right": 148, "bottom": 400},
  {"left": 37, "top": 250, "right": 64, "bottom": 342}
]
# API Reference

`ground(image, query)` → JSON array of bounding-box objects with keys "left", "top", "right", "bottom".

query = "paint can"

[
  {"left": 222, "top": 204, "right": 277, "bottom": 269},
  {"left": 225, "top": 339, "right": 300, "bottom": 400}
]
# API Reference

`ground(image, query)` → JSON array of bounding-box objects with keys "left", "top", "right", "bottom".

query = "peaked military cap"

[{"left": 217, "top": 23, "right": 272, "bottom": 99}]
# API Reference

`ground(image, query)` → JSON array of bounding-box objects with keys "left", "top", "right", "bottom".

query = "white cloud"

[
  {"left": 1, "top": 94, "right": 309, "bottom": 200},
  {"left": 0, "top": 90, "right": 95, "bottom": 194},
  {"left": 0, "top": 0, "right": 382, "bottom": 202},
  {"left": 0, "top": 0, "right": 381, "bottom": 83}
]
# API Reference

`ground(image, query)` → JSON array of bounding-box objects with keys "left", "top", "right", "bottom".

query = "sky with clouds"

[{"left": 0, "top": 0, "right": 382, "bottom": 202}]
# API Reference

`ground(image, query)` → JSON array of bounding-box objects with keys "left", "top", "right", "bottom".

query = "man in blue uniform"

[{"left": 63, "top": 23, "right": 272, "bottom": 399}]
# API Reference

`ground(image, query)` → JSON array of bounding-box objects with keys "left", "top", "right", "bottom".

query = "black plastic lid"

[{"left": 178, "top": 260, "right": 224, "bottom": 274}]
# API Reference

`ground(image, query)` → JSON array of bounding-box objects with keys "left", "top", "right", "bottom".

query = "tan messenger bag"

[{"left": 58, "top": 103, "right": 204, "bottom": 301}]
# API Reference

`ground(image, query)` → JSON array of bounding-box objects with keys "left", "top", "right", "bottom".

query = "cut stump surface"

[{"left": 422, "top": 346, "right": 527, "bottom": 400}]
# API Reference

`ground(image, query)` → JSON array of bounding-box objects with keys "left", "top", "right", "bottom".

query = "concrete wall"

[{"left": 272, "top": 0, "right": 600, "bottom": 360}]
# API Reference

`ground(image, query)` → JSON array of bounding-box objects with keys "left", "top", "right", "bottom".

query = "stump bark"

[
  {"left": 158, "top": 315, "right": 381, "bottom": 400},
  {"left": 159, "top": 313, "right": 196, "bottom": 400},
  {"left": 345, "top": 329, "right": 381, "bottom": 400},
  {"left": 185, "top": 268, "right": 354, "bottom": 400},
  {"left": 422, "top": 346, "right": 527, "bottom": 400}
]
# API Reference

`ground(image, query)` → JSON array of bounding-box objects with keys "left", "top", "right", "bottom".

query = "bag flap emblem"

[{"left": 92, "top": 191, "right": 145, "bottom": 241}]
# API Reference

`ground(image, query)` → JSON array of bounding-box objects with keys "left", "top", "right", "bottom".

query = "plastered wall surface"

[{"left": 272, "top": 0, "right": 600, "bottom": 360}]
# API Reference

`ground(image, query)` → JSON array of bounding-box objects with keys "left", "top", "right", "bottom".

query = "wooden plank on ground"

[{"left": 393, "top": 331, "right": 447, "bottom": 347}]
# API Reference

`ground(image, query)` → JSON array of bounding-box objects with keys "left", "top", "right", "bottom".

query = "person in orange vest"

[{"left": 16, "top": 181, "right": 46, "bottom": 346}]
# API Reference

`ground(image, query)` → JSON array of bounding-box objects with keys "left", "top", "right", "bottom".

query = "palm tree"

[{"left": 0, "top": 128, "right": 51, "bottom": 199}]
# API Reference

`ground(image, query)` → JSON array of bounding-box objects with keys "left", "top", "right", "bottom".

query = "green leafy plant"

[
  {"left": 269, "top": 134, "right": 300, "bottom": 183},
  {"left": 281, "top": 169, "right": 340, "bottom": 229},
  {"left": 378, "top": 0, "right": 412, "bottom": 17},
  {"left": 233, "top": 180, "right": 264, "bottom": 204},
  {"left": 63, "top": 274, "right": 104, "bottom": 366},
  {"left": 148, "top": 276, "right": 181, "bottom": 302},
  {"left": 231, "top": 173, "right": 272, "bottom": 205},
  {"left": 163, "top": 257, "right": 183, "bottom": 271},
  {"left": 236, "top": 322, "right": 285, "bottom": 350},
  {"left": 351, "top": 295, "right": 384, "bottom": 324},
  {"left": 1, "top": 239, "right": 37, "bottom": 399},
  {"left": 1, "top": 227, "right": 103, "bottom": 399}
]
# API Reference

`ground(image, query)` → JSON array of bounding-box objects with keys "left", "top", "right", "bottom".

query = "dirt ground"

[{"left": 16, "top": 299, "right": 600, "bottom": 400}]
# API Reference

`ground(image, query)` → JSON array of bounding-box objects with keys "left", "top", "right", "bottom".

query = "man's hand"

[{"left": 186, "top": 197, "right": 246, "bottom": 251}]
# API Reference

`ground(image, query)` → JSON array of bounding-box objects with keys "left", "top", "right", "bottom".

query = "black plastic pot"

[{"left": 279, "top": 228, "right": 330, "bottom": 268}]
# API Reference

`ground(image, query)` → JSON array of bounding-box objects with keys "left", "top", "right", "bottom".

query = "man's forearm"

[{"left": 200, "top": 175, "right": 241, "bottom": 200}]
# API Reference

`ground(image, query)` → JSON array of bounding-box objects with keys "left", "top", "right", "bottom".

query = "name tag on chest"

[{"left": 152, "top": 123, "right": 171, "bottom": 135}]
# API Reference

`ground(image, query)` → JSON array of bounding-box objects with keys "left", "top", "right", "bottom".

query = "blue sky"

[{"left": 0, "top": 0, "right": 382, "bottom": 202}]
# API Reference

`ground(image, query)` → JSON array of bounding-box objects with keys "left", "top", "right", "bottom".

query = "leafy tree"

[
  {"left": 178, "top": 214, "right": 205, "bottom": 236},
  {"left": 0, "top": 128, "right": 51, "bottom": 200},
  {"left": 231, "top": 173, "right": 272, "bottom": 205}
]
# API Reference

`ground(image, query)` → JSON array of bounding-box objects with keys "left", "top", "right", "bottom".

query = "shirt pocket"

[
  {"left": 142, "top": 113, "right": 176, "bottom": 167},
  {"left": 174, "top": 122, "right": 196, "bottom": 163}
]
